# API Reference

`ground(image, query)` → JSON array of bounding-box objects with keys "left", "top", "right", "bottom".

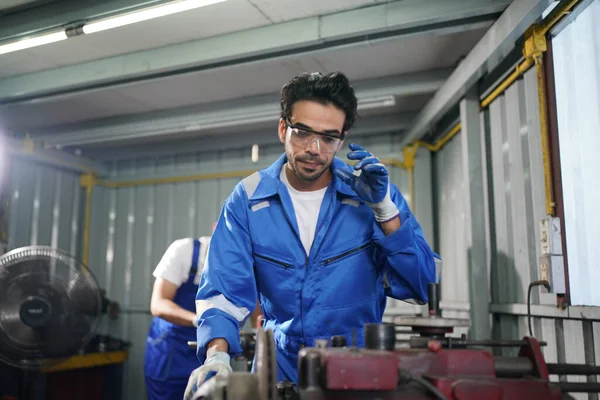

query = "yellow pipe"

[
  {"left": 481, "top": 58, "right": 534, "bottom": 109},
  {"left": 534, "top": 54, "right": 556, "bottom": 216},
  {"left": 402, "top": 145, "right": 420, "bottom": 211},
  {"left": 96, "top": 159, "right": 406, "bottom": 189},
  {"left": 540, "top": 0, "right": 581, "bottom": 35},
  {"left": 80, "top": 174, "right": 96, "bottom": 268},
  {"left": 96, "top": 169, "right": 258, "bottom": 188},
  {"left": 417, "top": 122, "right": 462, "bottom": 152}
]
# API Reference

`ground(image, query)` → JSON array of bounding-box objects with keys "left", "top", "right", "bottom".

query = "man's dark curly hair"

[{"left": 280, "top": 72, "right": 358, "bottom": 132}]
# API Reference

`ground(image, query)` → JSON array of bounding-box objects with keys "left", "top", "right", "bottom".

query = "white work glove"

[
  {"left": 334, "top": 144, "right": 400, "bottom": 222},
  {"left": 184, "top": 351, "right": 232, "bottom": 400}
]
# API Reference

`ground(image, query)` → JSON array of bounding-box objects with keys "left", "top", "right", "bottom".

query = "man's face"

[{"left": 278, "top": 100, "right": 346, "bottom": 183}]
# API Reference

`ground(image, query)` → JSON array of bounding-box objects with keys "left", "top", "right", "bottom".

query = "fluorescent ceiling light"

[
  {"left": 357, "top": 95, "right": 396, "bottom": 111},
  {"left": 83, "top": 0, "right": 227, "bottom": 34},
  {"left": 43, "top": 96, "right": 399, "bottom": 147},
  {"left": 0, "top": 31, "right": 67, "bottom": 56}
]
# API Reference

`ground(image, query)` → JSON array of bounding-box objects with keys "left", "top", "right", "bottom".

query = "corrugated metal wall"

[
  {"left": 82, "top": 131, "right": 427, "bottom": 400},
  {"left": 485, "top": 67, "right": 547, "bottom": 350},
  {"left": 433, "top": 130, "right": 470, "bottom": 337},
  {"left": 433, "top": 60, "right": 600, "bottom": 398},
  {"left": 5, "top": 157, "right": 83, "bottom": 257}
]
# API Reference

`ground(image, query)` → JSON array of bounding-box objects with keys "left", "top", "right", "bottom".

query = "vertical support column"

[
  {"left": 460, "top": 90, "right": 490, "bottom": 340},
  {"left": 414, "top": 147, "right": 435, "bottom": 246}
]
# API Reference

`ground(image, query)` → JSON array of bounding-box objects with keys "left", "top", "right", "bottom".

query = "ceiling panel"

[
  {"left": 121, "top": 27, "right": 488, "bottom": 109},
  {"left": 313, "top": 28, "right": 488, "bottom": 79},
  {"left": 0, "top": 0, "right": 46, "bottom": 14},
  {"left": 120, "top": 57, "right": 327, "bottom": 110},
  {"left": 0, "top": 25, "right": 488, "bottom": 131},
  {"left": 0, "top": 90, "right": 151, "bottom": 130},
  {"left": 249, "top": 0, "right": 378, "bottom": 23},
  {"left": 0, "top": 0, "right": 271, "bottom": 78}
]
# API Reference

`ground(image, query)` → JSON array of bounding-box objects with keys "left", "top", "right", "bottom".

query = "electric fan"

[{"left": 0, "top": 246, "right": 103, "bottom": 399}]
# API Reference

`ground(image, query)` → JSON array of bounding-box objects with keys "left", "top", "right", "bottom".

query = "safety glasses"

[{"left": 285, "top": 120, "right": 345, "bottom": 154}]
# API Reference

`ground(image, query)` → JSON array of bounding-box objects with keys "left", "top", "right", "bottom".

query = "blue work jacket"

[{"left": 195, "top": 154, "right": 437, "bottom": 382}]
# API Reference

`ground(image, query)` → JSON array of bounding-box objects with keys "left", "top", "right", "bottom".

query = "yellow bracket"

[
  {"left": 80, "top": 174, "right": 97, "bottom": 268},
  {"left": 23, "top": 134, "right": 34, "bottom": 154},
  {"left": 523, "top": 25, "right": 547, "bottom": 60},
  {"left": 402, "top": 144, "right": 421, "bottom": 211},
  {"left": 523, "top": 25, "right": 556, "bottom": 216}
]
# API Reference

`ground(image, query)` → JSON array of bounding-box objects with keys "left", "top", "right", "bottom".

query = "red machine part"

[{"left": 298, "top": 337, "right": 564, "bottom": 399}]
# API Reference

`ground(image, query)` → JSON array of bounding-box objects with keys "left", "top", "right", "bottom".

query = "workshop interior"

[{"left": 0, "top": 0, "right": 599, "bottom": 399}]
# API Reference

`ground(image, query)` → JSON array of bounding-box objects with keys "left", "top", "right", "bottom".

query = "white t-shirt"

[
  {"left": 152, "top": 236, "right": 211, "bottom": 286},
  {"left": 280, "top": 165, "right": 327, "bottom": 256}
]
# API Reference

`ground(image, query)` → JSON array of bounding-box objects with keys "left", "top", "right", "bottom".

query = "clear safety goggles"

[{"left": 285, "top": 120, "right": 344, "bottom": 154}]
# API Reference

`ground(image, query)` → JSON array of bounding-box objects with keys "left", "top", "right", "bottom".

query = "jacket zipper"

[
  {"left": 300, "top": 256, "right": 308, "bottom": 342},
  {"left": 254, "top": 254, "right": 294, "bottom": 269},
  {"left": 322, "top": 242, "right": 372, "bottom": 266}
]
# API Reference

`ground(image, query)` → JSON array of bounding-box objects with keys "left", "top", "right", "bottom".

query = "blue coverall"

[
  {"left": 144, "top": 239, "right": 202, "bottom": 400},
  {"left": 195, "top": 154, "right": 437, "bottom": 383}
]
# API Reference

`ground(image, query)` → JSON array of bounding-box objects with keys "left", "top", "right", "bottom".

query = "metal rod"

[
  {"left": 493, "top": 359, "right": 600, "bottom": 378},
  {"left": 556, "top": 383, "right": 600, "bottom": 393},
  {"left": 548, "top": 363, "right": 600, "bottom": 376},
  {"left": 468, "top": 340, "right": 548, "bottom": 347},
  {"left": 494, "top": 357, "right": 533, "bottom": 378},
  {"left": 397, "top": 338, "right": 548, "bottom": 347}
]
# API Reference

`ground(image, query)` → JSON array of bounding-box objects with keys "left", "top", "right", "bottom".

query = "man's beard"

[{"left": 291, "top": 155, "right": 329, "bottom": 182}]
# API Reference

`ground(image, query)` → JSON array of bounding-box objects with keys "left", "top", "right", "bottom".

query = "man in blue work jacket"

[{"left": 184, "top": 72, "right": 438, "bottom": 398}]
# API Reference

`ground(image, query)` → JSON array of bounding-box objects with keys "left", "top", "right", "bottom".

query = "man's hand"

[
  {"left": 184, "top": 351, "right": 232, "bottom": 400},
  {"left": 334, "top": 143, "right": 400, "bottom": 223}
]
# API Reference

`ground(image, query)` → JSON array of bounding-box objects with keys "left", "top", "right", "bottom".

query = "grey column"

[{"left": 460, "top": 89, "right": 491, "bottom": 340}]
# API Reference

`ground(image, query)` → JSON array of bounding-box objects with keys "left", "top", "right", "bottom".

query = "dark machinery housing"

[{"left": 194, "top": 283, "right": 600, "bottom": 400}]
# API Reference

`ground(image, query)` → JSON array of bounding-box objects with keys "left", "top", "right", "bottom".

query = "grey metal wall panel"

[
  {"left": 485, "top": 70, "right": 546, "bottom": 316},
  {"left": 552, "top": 0, "right": 600, "bottom": 307},
  {"left": 433, "top": 133, "right": 470, "bottom": 337},
  {"left": 484, "top": 70, "right": 558, "bottom": 354},
  {"left": 6, "top": 158, "right": 82, "bottom": 256}
]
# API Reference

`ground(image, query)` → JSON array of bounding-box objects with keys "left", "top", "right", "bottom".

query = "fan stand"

[{"left": 20, "top": 369, "right": 42, "bottom": 400}]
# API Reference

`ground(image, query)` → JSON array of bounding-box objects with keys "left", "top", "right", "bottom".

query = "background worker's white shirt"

[
  {"left": 152, "top": 236, "right": 211, "bottom": 286},
  {"left": 280, "top": 165, "right": 327, "bottom": 256}
]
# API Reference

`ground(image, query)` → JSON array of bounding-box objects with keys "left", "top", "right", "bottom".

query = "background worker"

[{"left": 144, "top": 236, "right": 210, "bottom": 400}]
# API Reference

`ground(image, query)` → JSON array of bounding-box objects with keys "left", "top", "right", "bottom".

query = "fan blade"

[
  {"left": 0, "top": 262, "right": 51, "bottom": 294},
  {"left": 66, "top": 273, "right": 102, "bottom": 317}
]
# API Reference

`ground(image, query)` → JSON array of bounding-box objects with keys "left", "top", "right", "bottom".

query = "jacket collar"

[{"left": 248, "top": 153, "right": 357, "bottom": 201}]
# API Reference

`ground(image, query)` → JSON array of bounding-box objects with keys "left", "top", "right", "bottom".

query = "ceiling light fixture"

[
  {"left": 357, "top": 95, "right": 396, "bottom": 111},
  {"left": 82, "top": 0, "right": 228, "bottom": 34},
  {"left": 41, "top": 95, "right": 398, "bottom": 147},
  {"left": 0, "top": 31, "right": 68, "bottom": 56}
]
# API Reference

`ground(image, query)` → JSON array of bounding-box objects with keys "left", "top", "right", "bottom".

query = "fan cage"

[{"left": 0, "top": 246, "right": 103, "bottom": 370}]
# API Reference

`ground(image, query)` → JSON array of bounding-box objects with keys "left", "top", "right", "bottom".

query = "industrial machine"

[
  {"left": 0, "top": 246, "right": 106, "bottom": 399},
  {"left": 193, "top": 283, "right": 600, "bottom": 400}
]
